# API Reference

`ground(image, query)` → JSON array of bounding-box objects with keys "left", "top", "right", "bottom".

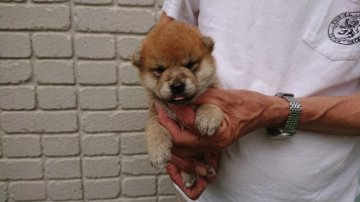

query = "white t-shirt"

[{"left": 163, "top": 1, "right": 360, "bottom": 202}]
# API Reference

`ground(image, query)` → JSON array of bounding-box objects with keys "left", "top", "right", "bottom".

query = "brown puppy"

[{"left": 132, "top": 21, "right": 223, "bottom": 187}]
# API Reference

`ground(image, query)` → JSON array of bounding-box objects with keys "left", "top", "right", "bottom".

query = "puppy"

[{"left": 132, "top": 21, "right": 223, "bottom": 187}]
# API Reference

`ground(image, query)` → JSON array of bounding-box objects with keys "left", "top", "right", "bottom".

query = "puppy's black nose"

[{"left": 170, "top": 82, "right": 185, "bottom": 94}]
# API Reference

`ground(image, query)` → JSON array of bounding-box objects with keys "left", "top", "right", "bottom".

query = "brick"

[
  {"left": 9, "top": 181, "right": 46, "bottom": 201},
  {"left": 157, "top": 0, "right": 164, "bottom": 6},
  {"left": 48, "top": 180, "right": 82, "bottom": 200},
  {"left": 121, "top": 132, "right": 146, "bottom": 155},
  {"left": 32, "top": 0, "right": 69, "bottom": 2},
  {"left": 85, "top": 179, "right": 120, "bottom": 200},
  {"left": 79, "top": 87, "right": 117, "bottom": 110},
  {"left": 74, "top": 0, "right": 112, "bottom": 4},
  {"left": 83, "top": 134, "right": 119, "bottom": 156},
  {"left": 0, "top": 137, "right": 2, "bottom": 157},
  {"left": 117, "top": 37, "right": 142, "bottom": 60},
  {"left": 0, "top": 33, "right": 31, "bottom": 58},
  {"left": 3, "top": 135, "right": 41, "bottom": 157},
  {"left": 35, "top": 60, "right": 75, "bottom": 84},
  {"left": 0, "top": 5, "right": 70, "bottom": 30},
  {"left": 75, "top": 7, "right": 155, "bottom": 33},
  {"left": 0, "top": 87, "right": 35, "bottom": 110},
  {"left": 0, "top": 0, "right": 25, "bottom": 2},
  {"left": 158, "top": 175, "right": 175, "bottom": 195},
  {"left": 0, "top": 182, "right": 7, "bottom": 202},
  {"left": 0, "top": 111, "right": 78, "bottom": 133},
  {"left": 122, "top": 155, "right": 160, "bottom": 175},
  {"left": 0, "top": 60, "right": 31, "bottom": 84},
  {"left": 119, "top": 63, "right": 141, "bottom": 85},
  {"left": 159, "top": 196, "right": 177, "bottom": 202},
  {"left": 118, "top": 0, "right": 155, "bottom": 6},
  {"left": 82, "top": 111, "right": 146, "bottom": 132},
  {"left": 122, "top": 176, "right": 156, "bottom": 197},
  {"left": 78, "top": 61, "right": 117, "bottom": 85},
  {"left": 84, "top": 157, "right": 120, "bottom": 178},
  {"left": 75, "top": 34, "right": 115, "bottom": 59},
  {"left": 0, "top": 159, "right": 42, "bottom": 180},
  {"left": 32, "top": 33, "right": 72, "bottom": 58},
  {"left": 119, "top": 86, "right": 148, "bottom": 109},
  {"left": 37, "top": 86, "right": 76, "bottom": 109},
  {"left": 45, "top": 158, "right": 81, "bottom": 179},
  {"left": 43, "top": 135, "right": 80, "bottom": 157},
  {"left": 120, "top": 198, "right": 156, "bottom": 202}
]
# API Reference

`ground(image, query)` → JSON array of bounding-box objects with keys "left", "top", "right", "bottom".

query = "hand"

[
  {"left": 157, "top": 88, "right": 289, "bottom": 150},
  {"left": 157, "top": 88, "right": 288, "bottom": 199},
  {"left": 156, "top": 105, "right": 221, "bottom": 200},
  {"left": 166, "top": 150, "right": 220, "bottom": 200}
]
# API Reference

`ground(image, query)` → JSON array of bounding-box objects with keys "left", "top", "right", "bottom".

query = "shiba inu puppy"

[{"left": 132, "top": 21, "right": 223, "bottom": 187}]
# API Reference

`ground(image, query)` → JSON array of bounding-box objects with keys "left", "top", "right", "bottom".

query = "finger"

[
  {"left": 191, "top": 88, "right": 219, "bottom": 105},
  {"left": 156, "top": 105, "right": 203, "bottom": 146},
  {"left": 166, "top": 163, "right": 207, "bottom": 200},
  {"left": 166, "top": 163, "right": 184, "bottom": 186},
  {"left": 170, "top": 155, "right": 208, "bottom": 176},
  {"left": 167, "top": 104, "right": 196, "bottom": 130},
  {"left": 204, "top": 151, "right": 220, "bottom": 183},
  {"left": 172, "top": 146, "right": 202, "bottom": 157},
  {"left": 156, "top": 104, "right": 183, "bottom": 135},
  {"left": 184, "top": 177, "right": 207, "bottom": 200}
]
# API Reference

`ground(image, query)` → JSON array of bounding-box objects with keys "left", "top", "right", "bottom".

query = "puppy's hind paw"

[{"left": 182, "top": 171, "right": 197, "bottom": 188}]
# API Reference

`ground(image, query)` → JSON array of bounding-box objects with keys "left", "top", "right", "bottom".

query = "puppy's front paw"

[
  {"left": 195, "top": 104, "right": 223, "bottom": 136},
  {"left": 148, "top": 146, "right": 171, "bottom": 169}
]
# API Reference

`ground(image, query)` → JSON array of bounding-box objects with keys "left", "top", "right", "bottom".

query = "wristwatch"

[{"left": 267, "top": 92, "right": 302, "bottom": 139}]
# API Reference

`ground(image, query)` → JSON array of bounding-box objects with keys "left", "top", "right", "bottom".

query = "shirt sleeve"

[{"left": 162, "top": 0, "right": 200, "bottom": 26}]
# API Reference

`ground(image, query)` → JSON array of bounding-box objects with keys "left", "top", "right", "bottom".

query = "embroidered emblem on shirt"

[{"left": 328, "top": 12, "right": 360, "bottom": 45}]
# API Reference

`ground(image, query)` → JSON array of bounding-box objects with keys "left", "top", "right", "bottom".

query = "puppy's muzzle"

[{"left": 170, "top": 82, "right": 185, "bottom": 94}]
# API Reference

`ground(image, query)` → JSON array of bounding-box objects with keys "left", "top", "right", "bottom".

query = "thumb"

[{"left": 168, "top": 104, "right": 196, "bottom": 130}]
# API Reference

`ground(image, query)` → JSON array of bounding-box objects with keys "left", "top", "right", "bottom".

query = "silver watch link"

[{"left": 267, "top": 92, "right": 302, "bottom": 139}]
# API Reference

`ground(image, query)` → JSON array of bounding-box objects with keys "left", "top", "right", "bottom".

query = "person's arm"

[
  {"left": 192, "top": 89, "right": 360, "bottom": 138},
  {"left": 299, "top": 94, "right": 360, "bottom": 135},
  {"left": 158, "top": 89, "right": 360, "bottom": 151}
]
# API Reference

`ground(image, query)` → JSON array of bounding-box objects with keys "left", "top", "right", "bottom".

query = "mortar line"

[{"left": 68, "top": 0, "right": 87, "bottom": 201}]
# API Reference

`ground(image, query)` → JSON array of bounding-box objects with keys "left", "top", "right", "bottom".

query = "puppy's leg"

[
  {"left": 146, "top": 105, "right": 172, "bottom": 169},
  {"left": 181, "top": 171, "right": 197, "bottom": 188},
  {"left": 195, "top": 104, "right": 223, "bottom": 136}
]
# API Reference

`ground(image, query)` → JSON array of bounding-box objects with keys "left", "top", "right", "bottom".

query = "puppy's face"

[{"left": 132, "top": 22, "right": 216, "bottom": 104}]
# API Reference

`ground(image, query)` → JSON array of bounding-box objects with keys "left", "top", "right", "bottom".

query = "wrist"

[{"left": 263, "top": 95, "right": 290, "bottom": 128}]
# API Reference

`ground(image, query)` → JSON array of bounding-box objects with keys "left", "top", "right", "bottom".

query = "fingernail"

[{"left": 195, "top": 166, "right": 207, "bottom": 176}]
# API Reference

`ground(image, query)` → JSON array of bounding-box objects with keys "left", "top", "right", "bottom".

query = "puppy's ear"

[
  {"left": 131, "top": 47, "right": 142, "bottom": 68},
  {"left": 201, "top": 36, "right": 214, "bottom": 52}
]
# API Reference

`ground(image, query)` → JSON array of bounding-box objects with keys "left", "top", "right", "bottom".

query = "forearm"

[
  {"left": 298, "top": 94, "right": 360, "bottom": 135},
  {"left": 267, "top": 93, "right": 360, "bottom": 136}
]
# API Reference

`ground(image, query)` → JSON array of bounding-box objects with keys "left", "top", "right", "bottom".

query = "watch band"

[{"left": 267, "top": 92, "right": 302, "bottom": 139}]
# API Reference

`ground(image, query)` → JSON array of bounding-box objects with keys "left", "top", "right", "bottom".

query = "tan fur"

[{"left": 132, "top": 21, "right": 223, "bottom": 187}]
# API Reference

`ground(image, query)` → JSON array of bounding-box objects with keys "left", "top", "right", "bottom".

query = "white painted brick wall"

[{"left": 0, "top": 0, "right": 176, "bottom": 201}]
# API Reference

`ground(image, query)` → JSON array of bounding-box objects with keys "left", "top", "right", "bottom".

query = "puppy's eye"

[
  {"left": 152, "top": 66, "right": 165, "bottom": 76},
  {"left": 185, "top": 61, "right": 197, "bottom": 70}
]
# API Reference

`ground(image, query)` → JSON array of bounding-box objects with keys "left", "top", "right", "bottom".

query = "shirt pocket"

[{"left": 303, "top": 0, "right": 360, "bottom": 61}]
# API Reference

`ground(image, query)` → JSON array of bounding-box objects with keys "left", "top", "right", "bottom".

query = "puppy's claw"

[
  {"left": 185, "top": 180, "right": 196, "bottom": 188},
  {"left": 195, "top": 104, "right": 223, "bottom": 137},
  {"left": 207, "top": 166, "right": 216, "bottom": 176},
  {"left": 195, "top": 115, "right": 222, "bottom": 137}
]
